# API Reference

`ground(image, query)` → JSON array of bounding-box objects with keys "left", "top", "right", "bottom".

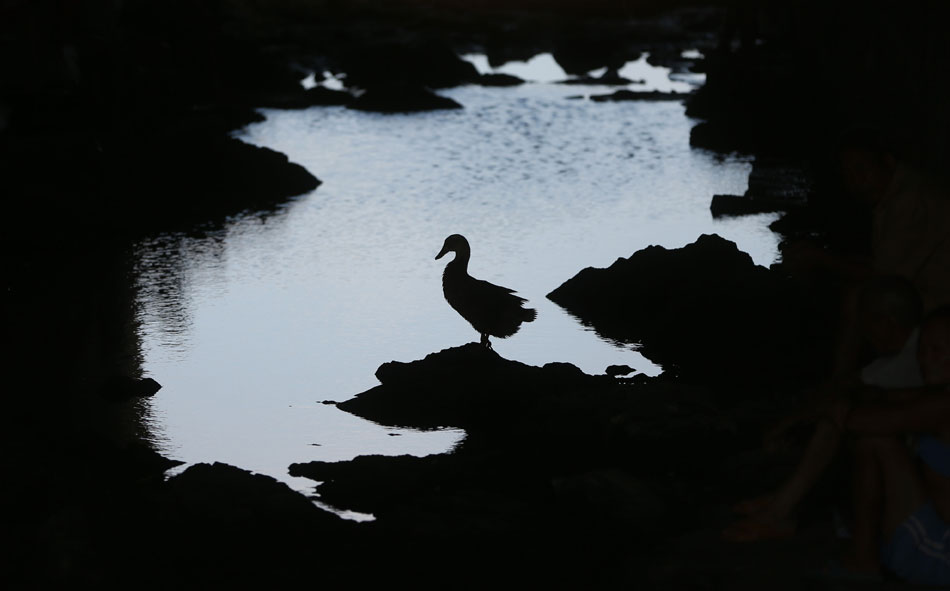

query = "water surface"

[{"left": 135, "top": 55, "right": 780, "bottom": 495}]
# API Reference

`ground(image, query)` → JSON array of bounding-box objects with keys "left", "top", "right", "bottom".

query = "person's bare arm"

[{"left": 845, "top": 386, "right": 950, "bottom": 434}]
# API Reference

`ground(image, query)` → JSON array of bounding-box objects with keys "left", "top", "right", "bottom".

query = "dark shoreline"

[{"left": 4, "top": 1, "right": 950, "bottom": 587}]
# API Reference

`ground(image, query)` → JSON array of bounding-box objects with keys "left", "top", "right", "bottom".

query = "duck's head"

[{"left": 435, "top": 234, "right": 470, "bottom": 260}]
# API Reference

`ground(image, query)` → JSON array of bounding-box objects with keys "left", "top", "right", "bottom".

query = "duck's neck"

[{"left": 445, "top": 248, "right": 470, "bottom": 275}]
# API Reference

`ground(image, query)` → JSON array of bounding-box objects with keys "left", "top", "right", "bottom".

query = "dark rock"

[
  {"left": 552, "top": 30, "right": 638, "bottom": 75},
  {"left": 165, "top": 462, "right": 343, "bottom": 532},
  {"left": 100, "top": 376, "right": 162, "bottom": 402},
  {"left": 711, "top": 159, "right": 811, "bottom": 217},
  {"left": 305, "top": 86, "right": 354, "bottom": 106},
  {"left": 337, "top": 38, "right": 480, "bottom": 90},
  {"left": 588, "top": 89, "right": 688, "bottom": 102},
  {"left": 332, "top": 343, "right": 754, "bottom": 483},
  {"left": 548, "top": 234, "right": 830, "bottom": 391},
  {"left": 109, "top": 136, "right": 320, "bottom": 228},
  {"left": 746, "top": 159, "right": 812, "bottom": 205},
  {"left": 477, "top": 73, "right": 525, "bottom": 87},
  {"left": 290, "top": 454, "right": 462, "bottom": 517},
  {"left": 550, "top": 468, "right": 666, "bottom": 530},
  {"left": 605, "top": 364, "right": 636, "bottom": 377},
  {"left": 560, "top": 68, "right": 643, "bottom": 86},
  {"left": 116, "top": 442, "right": 184, "bottom": 479},
  {"left": 710, "top": 194, "right": 786, "bottom": 217},
  {"left": 682, "top": 47, "right": 828, "bottom": 157},
  {"left": 689, "top": 119, "right": 755, "bottom": 153},
  {"left": 338, "top": 342, "right": 613, "bottom": 432},
  {"left": 150, "top": 462, "right": 356, "bottom": 586},
  {"left": 182, "top": 104, "right": 268, "bottom": 136},
  {"left": 256, "top": 86, "right": 353, "bottom": 109},
  {"left": 348, "top": 86, "right": 463, "bottom": 113}
]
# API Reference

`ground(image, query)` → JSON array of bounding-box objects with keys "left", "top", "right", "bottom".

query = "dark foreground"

[{"left": 5, "top": 0, "right": 950, "bottom": 588}]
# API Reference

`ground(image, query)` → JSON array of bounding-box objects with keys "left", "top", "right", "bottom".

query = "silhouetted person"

[
  {"left": 725, "top": 300, "right": 950, "bottom": 584},
  {"left": 435, "top": 234, "right": 536, "bottom": 349},
  {"left": 723, "top": 276, "right": 924, "bottom": 543},
  {"left": 844, "top": 306, "right": 950, "bottom": 584},
  {"left": 783, "top": 129, "right": 950, "bottom": 378}
]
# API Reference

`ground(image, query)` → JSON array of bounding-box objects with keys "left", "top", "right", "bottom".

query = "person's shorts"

[{"left": 881, "top": 502, "right": 950, "bottom": 587}]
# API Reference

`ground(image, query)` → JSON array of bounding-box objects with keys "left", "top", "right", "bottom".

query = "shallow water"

[{"left": 134, "top": 54, "right": 780, "bottom": 496}]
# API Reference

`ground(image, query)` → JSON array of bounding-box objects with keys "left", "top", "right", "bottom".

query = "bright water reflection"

[
  {"left": 464, "top": 52, "right": 695, "bottom": 93},
  {"left": 135, "top": 55, "right": 780, "bottom": 494}
]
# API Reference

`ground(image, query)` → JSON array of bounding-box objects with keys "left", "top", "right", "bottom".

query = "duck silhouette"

[{"left": 436, "top": 234, "right": 536, "bottom": 348}]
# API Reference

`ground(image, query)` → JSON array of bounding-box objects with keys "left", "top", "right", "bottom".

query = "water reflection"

[
  {"left": 135, "top": 54, "right": 779, "bottom": 494},
  {"left": 463, "top": 51, "right": 697, "bottom": 93}
]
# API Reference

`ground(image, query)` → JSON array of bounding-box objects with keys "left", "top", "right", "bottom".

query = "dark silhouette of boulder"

[
  {"left": 560, "top": 72, "right": 643, "bottom": 86},
  {"left": 605, "top": 364, "right": 636, "bottom": 377},
  {"left": 710, "top": 159, "right": 811, "bottom": 217},
  {"left": 256, "top": 86, "right": 354, "bottom": 109},
  {"left": 337, "top": 38, "right": 480, "bottom": 90},
  {"left": 548, "top": 234, "right": 830, "bottom": 391},
  {"left": 689, "top": 119, "right": 757, "bottom": 154},
  {"left": 348, "top": 85, "right": 463, "bottom": 113},
  {"left": 588, "top": 89, "right": 688, "bottom": 102},
  {"left": 338, "top": 343, "right": 609, "bottom": 432},
  {"left": 477, "top": 73, "right": 525, "bottom": 87},
  {"left": 710, "top": 194, "right": 785, "bottom": 217},
  {"left": 100, "top": 376, "right": 162, "bottom": 402},
  {"left": 165, "top": 462, "right": 341, "bottom": 531},
  {"left": 108, "top": 136, "right": 320, "bottom": 228},
  {"left": 305, "top": 86, "right": 354, "bottom": 106},
  {"left": 552, "top": 30, "right": 636, "bottom": 75}
]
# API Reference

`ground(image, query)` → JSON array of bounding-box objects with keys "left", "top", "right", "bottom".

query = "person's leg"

[
  {"left": 848, "top": 435, "right": 930, "bottom": 579},
  {"left": 841, "top": 435, "right": 885, "bottom": 572},
  {"left": 724, "top": 417, "right": 843, "bottom": 540},
  {"left": 873, "top": 437, "right": 928, "bottom": 534},
  {"left": 769, "top": 417, "right": 844, "bottom": 518}
]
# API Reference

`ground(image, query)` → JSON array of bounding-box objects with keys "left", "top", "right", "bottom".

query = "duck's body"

[{"left": 436, "top": 234, "right": 536, "bottom": 348}]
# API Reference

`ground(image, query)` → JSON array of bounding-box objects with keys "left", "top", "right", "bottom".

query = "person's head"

[
  {"left": 857, "top": 275, "right": 923, "bottom": 355},
  {"left": 918, "top": 306, "right": 950, "bottom": 385},
  {"left": 835, "top": 128, "right": 898, "bottom": 205}
]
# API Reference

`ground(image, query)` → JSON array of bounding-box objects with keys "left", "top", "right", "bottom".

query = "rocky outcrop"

[
  {"left": 337, "top": 342, "right": 616, "bottom": 433},
  {"left": 548, "top": 234, "right": 832, "bottom": 390},
  {"left": 348, "top": 85, "right": 463, "bottom": 113},
  {"left": 710, "top": 159, "right": 811, "bottom": 217},
  {"left": 289, "top": 343, "right": 779, "bottom": 587},
  {"left": 104, "top": 136, "right": 320, "bottom": 229},
  {"left": 477, "top": 73, "right": 526, "bottom": 87},
  {"left": 255, "top": 86, "right": 354, "bottom": 109},
  {"left": 552, "top": 29, "right": 640, "bottom": 75},
  {"left": 336, "top": 38, "right": 480, "bottom": 91},
  {"left": 710, "top": 193, "right": 786, "bottom": 217},
  {"left": 165, "top": 462, "right": 344, "bottom": 532},
  {"left": 560, "top": 70, "right": 644, "bottom": 86},
  {"left": 100, "top": 376, "right": 162, "bottom": 402},
  {"left": 587, "top": 89, "right": 689, "bottom": 102}
]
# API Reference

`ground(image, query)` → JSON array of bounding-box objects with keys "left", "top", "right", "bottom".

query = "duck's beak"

[{"left": 435, "top": 245, "right": 450, "bottom": 260}]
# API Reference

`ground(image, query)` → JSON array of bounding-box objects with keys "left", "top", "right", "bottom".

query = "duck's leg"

[{"left": 480, "top": 333, "right": 492, "bottom": 349}]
